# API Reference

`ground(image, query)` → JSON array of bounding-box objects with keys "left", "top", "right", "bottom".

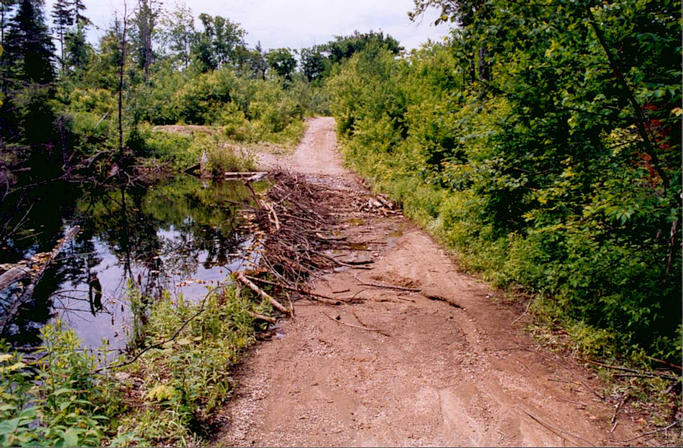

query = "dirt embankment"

[{"left": 215, "top": 117, "right": 650, "bottom": 446}]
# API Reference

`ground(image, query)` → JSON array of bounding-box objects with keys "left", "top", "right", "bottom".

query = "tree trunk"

[{"left": 118, "top": 2, "right": 127, "bottom": 162}]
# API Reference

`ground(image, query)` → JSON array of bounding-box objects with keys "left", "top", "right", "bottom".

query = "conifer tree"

[
  {"left": 70, "top": 0, "right": 89, "bottom": 27},
  {"left": 4, "top": 0, "right": 55, "bottom": 84},
  {"left": 51, "top": 0, "right": 72, "bottom": 69}
]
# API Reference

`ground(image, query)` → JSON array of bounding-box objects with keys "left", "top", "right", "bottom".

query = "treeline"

[
  {"left": 0, "top": 0, "right": 401, "bottom": 190},
  {"left": 329, "top": 0, "right": 681, "bottom": 361}
]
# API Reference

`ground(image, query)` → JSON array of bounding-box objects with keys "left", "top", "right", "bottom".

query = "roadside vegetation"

[
  {"left": 0, "top": 285, "right": 272, "bottom": 446},
  {"left": 328, "top": 0, "right": 681, "bottom": 423}
]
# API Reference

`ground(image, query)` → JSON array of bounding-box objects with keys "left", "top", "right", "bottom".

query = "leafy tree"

[
  {"left": 326, "top": 31, "right": 402, "bottom": 65},
  {"left": 330, "top": 0, "right": 681, "bottom": 360},
  {"left": 192, "top": 13, "right": 245, "bottom": 72},
  {"left": 266, "top": 47, "right": 296, "bottom": 82},
  {"left": 159, "top": 2, "right": 193, "bottom": 68},
  {"left": 300, "top": 45, "right": 328, "bottom": 83}
]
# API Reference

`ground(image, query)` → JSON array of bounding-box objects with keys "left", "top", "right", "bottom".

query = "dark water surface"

[{"left": 0, "top": 175, "right": 255, "bottom": 353}]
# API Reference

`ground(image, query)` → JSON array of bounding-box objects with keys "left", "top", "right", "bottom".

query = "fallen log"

[
  {"left": 0, "top": 265, "right": 30, "bottom": 291},
  {"left": 235, "top": 272, "right": 290, "bottom": 315},
  {"left": 0, "top": 226, "right": 80, "bottom": 334}
]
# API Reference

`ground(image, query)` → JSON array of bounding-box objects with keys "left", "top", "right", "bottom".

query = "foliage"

[
  {"left": 266, "top": 47, "right": 297, "bottom": 83},
  {"left": 114, "top": 285, "right": 266, "bottom": 444},
  {"left": 0, "top": 322, "right": 119, "bottom": 447},
  {"left": 328, "top": 0, "right": 681, "bottom": 361},
  {"left": 0, "top": 282, "right": 271, "bottom": 446}
]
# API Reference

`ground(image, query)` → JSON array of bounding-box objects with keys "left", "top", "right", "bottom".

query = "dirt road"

[{"left": 216, "top": 117, "right": 643, "bottom": 446}]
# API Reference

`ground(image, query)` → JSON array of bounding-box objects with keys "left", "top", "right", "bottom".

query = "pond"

[{"left": 0, "top": 175, "right": 256, "bottom": 355}]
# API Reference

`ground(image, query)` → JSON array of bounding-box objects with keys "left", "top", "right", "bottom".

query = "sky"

[{"left": 44, "top": 0, "right": 452, "bottom": 51}]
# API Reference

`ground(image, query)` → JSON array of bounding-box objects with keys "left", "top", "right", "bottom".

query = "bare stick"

[
  {"left": 619, "top": 420, "right": 680, "bottom": 443},
  {"left": 248, "top": 311, "right": 276, "bottom": 324},
  {"left": 236, "top": 272, "right": 290, "bottom": 315},
  {"left": 358, "top": 281, "right": 420, "bottom": 292},
  {"left": 322, "top": 312, "right": 390, "bottom": 337},
  {"left": 512, "top": 298, "right": 533, "bottom": 324},
  {"left": 244, "top": 275, "right": 359, "bottom": 304},
  {"left": 519, "top": 408, "right": 595, "bottom": 446},
  {"left": 611, "top": 395, "right": 627, "bottom": 425},
  {"left": 578, "top": 379, "right": 605, "bottom": 401},
  {"left": 579, "top": 358, "right": 679, "bottom": 380},
  {"left": 351, "top": 309, "right": 390, "bottom": 337}
]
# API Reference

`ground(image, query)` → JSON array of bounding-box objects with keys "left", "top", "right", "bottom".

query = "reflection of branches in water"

[{"left": 2, "top": 175, "right": 254, "bottom": 350}]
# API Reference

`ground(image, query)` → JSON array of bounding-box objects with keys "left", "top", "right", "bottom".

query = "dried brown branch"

[
  {"left": 236, "top": 272, "right": 290, "bottom": 315},
  {"left": 322, "top": 312, "right": 390, "bottom": 337}
]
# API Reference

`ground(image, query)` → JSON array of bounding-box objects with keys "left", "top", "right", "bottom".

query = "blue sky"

[{"left": 44, "top": 0, "right": 451, "bottom": 51}]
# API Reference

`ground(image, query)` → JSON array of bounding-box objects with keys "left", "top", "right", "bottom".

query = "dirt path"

[{"left": 216, "top": 117, "right": 643, "bottom": 446}]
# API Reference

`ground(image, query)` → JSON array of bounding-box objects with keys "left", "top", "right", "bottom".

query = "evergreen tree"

[
  {"left": 64, "top": 25, "right": 89, "bottom": 72},
  {"left": 133, "top": 0, "right": 159, "bottom": 79},
  {"left": 70, "top": 0, "right": 89, "bottom": 27},
  {"left": 51, "top": 0, "right": 73, "bottom": 69},
  {"left": 4, "top": 0, "right": 55, "bottom": 85},
  {"left": 0, "top": 0, "right": 17, "bottom": 94},
  {"left": 0, "top": 0, "right": 16, "bottom": 47}
]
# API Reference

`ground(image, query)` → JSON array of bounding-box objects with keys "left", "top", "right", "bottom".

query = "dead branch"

[
  {"left": 519, "top": 408, "right": 595, "bottom": 446},
  {"left": 579, "top": 358, "right": 680, "bottom": 381},
  {"left": 611, "top": 395, "right": 627, "bottom": 425},
  {"left": 244, "top": 275, "right": 360, "bottom": 304},
  {"left": 224, "top": 171, "right": 267, "bottom": 181},
  {"left": 248, "top": 311, "right": 277, "bottom": 324},
  {"left": 619, "top": 420, "right": 680, "bottom": 443},
  {"left": 322, "top": 312, "right": 390, "bottom": 337},
  {"left": 578, "top": 379, "right": 605, "bottom": 401},
  {"left": 352, "top": 275, "right": 421, "bottom": 292},
  {"left": 0, "top": 265, "right": 30, "bottom": 291},
  {"left": 235, "top": 272, "right": 290, "bottom": 315}
]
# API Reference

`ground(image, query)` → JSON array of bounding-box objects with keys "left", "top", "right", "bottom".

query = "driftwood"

[{"left": 0, "top": 226, "right": 80, "bottom": 334}]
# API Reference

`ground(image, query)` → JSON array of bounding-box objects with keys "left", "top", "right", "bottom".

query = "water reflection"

[{"left": 0, "top": 175, "right": 255, "bottom": 352}]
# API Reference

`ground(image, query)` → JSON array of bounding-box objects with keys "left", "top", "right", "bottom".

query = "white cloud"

[{"left": 44, "top": 0, "right": 451, "bottom": 50}]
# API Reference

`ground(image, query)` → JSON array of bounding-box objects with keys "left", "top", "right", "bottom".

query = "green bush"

[{"left": 328, "top": 0, "right": 681, "bottom": 362}]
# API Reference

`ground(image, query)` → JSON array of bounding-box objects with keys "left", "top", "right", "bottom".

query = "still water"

[{"left": 0, "top": 175, "right": 255, "bottom": 353}]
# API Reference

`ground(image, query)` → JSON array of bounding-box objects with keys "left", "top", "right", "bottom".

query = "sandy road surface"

[{"left": 215, "top": 117, "right": 644, "bottom": 446}]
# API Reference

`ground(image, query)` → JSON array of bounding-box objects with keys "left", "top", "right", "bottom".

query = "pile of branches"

[{"left": 237, "top": 171, "right": 362, "bottom": 313}]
